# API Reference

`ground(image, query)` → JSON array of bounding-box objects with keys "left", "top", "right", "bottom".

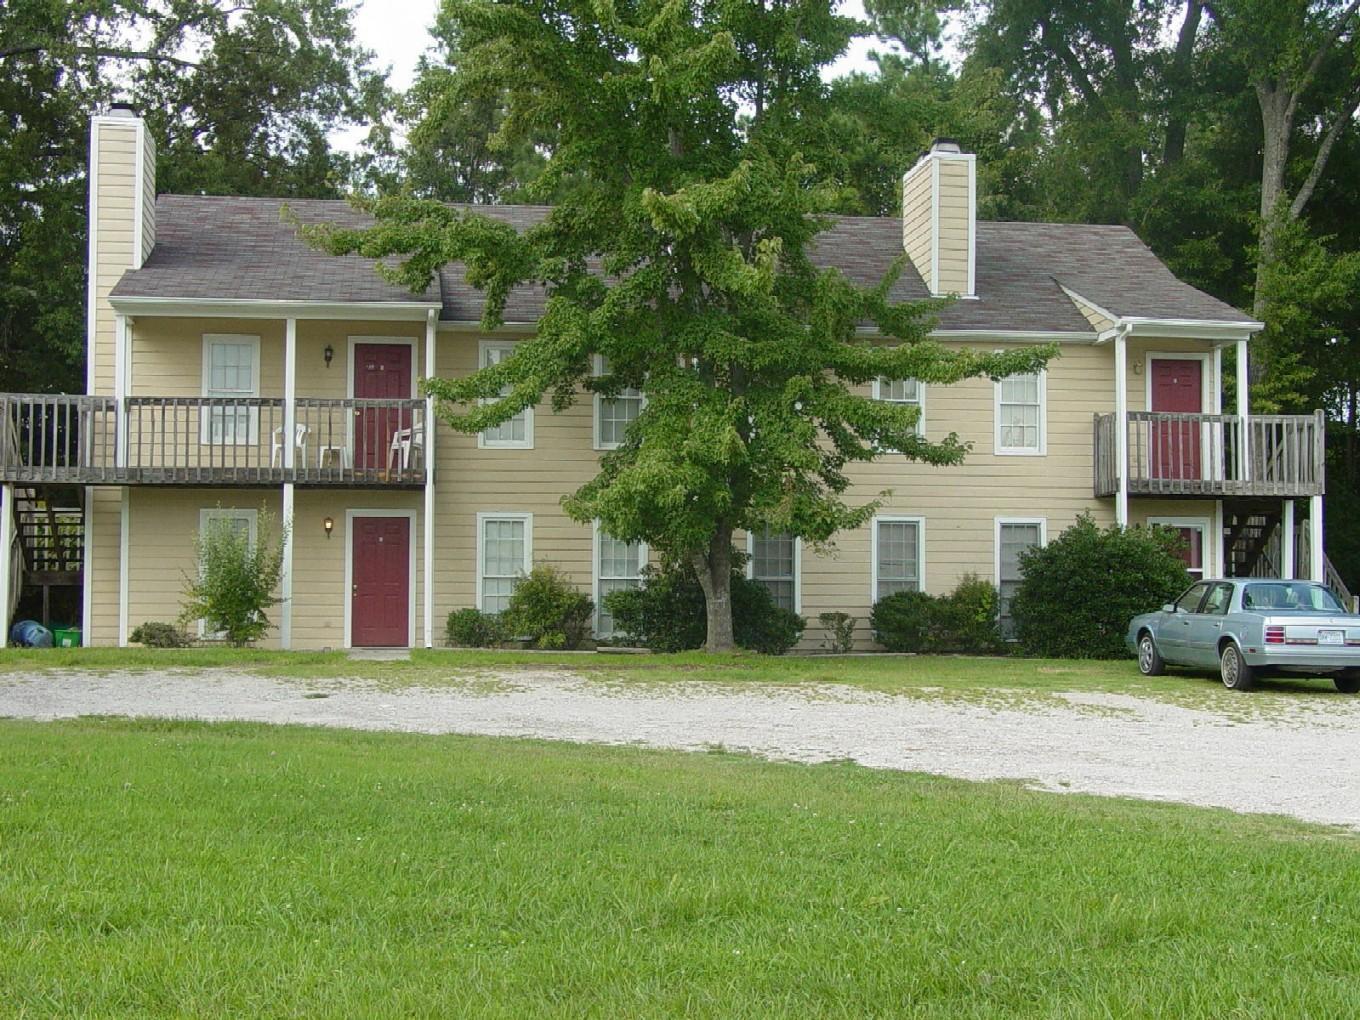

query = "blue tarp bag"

[{"left": 9, "top": 620, "right": 53, "bottom": 648}]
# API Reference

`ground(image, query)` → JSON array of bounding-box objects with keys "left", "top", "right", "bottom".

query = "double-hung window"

[
  {"left": 478, "top": 342, "right": 533, "bottom": 448},
  {"left": 872, "top": 377, "right": 925, "bottom": 443},
  {"left": 995, "top": 371, "right": 1045, "bottom": 455},
  {"left": 201, "top": 334, "right": 260, "bottom": 444},
  {"left": 1149, "top": 517, "right": 1209, "bottom": 581},
  {"left": 594, "top": 355, "right": 644, "bottom": 450},
  {"left": 477, "top": 513, "right": 532, "bottom": 614},
  {"left": 996, "top": 518, "right": 1045, "bottom": 640},
  {"left": 196, "top": 507, "right": 257, "bottom": 637},
  {"left": 872, "top": 517, "right": 924, "bottom": 602},
  {"left": 595, "top": 525, "right": 647, "bottom": 637},
  {"left": 748, "top": 528, "right": 798, "bottom": 613}
]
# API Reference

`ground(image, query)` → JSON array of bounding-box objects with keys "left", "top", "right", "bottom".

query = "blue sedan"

[{"left": 1126, "top": 579, "right": 1360, "bottom": 692}]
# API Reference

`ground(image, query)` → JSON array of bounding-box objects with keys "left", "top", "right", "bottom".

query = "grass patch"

[{"left": 0, "top": 718, "right": 1356, "bottom": 1017}]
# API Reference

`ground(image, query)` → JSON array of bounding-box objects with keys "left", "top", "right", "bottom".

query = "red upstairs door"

[
  {"left": 353, "top": 343, "right": 412, "bottom": 470},
  {"left": 350, "top": 515, "right": 410, "bottom": 647},
  {"left": 1150, "top": 358, "right": 1203, "bottom": 480}
]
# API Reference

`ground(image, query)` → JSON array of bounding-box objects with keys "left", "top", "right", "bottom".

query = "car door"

[
  {"left": 1161, "top": 582, "right": 1211, "bottom": 663},
  {"left": 1184, "top": 582, "right": 1234, "bottom": 667}
]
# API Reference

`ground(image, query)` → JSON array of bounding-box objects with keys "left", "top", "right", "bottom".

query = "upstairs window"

[
  {"left": 478, "top": 342, "right": 533, "bottom": 449},
  {"left": 748, "top": 528, "right": 798, "bottom": 613},
  {"left": 872, "top": 377, "right": 925, "bottom": 441},
  {"left": 201, "top": 335, "right": 260, "bottom": 444},
  {"left": 995, "top": 371, "right": 1045, "bottom": 455},
  {"left": 593, "top": 355, "right": 644, "bottom": 450}
]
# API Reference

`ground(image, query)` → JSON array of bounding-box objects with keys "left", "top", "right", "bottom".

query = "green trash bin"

[{"left": 52, "top": 627, "right": 81, "bottom": 648}]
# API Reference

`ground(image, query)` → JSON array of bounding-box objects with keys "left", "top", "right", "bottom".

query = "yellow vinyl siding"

[
  {"left": 1070, "top": 294, "right": 1116, "bottom": 332},
  {"left": 933, "top": 159, "right": 971, "bottom": 295},
  {"left": 900, "top": 162, "right": 933, "bottom": 289}
]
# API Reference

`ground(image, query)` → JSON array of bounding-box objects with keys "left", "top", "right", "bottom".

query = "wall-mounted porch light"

[
  {"left": 323, "top": 343, "right": 334, "bottom": 368},
  {"left": 323, "top": 516, "right": 334, "bottom": 539}
]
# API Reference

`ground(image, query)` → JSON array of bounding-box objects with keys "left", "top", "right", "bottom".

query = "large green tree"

[
  {"left": 313, "top": 0, "right": 1051, "bottom": 651},
  {"left": 0, "top": 0, "right": 383, "bottom": 393}
]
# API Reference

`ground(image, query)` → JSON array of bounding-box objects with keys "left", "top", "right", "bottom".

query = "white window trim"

[
  {"left": 592, "top": 353, "right": 647, "bottom": 451},
  {"left": 994, "top": 369, "right": 1047, "bottom": 456},
  {"left": 745, "top": 529, "right": 802, "bottom": 615},
  {"left": 1148, "top": 515, "right": 1213, "bottom": 579},
  {"left": 871, "top": 376, "right": 926, "bottom": 441},
  {"left": 477, "top": 340, "right": 534, "bottom": 449},
  {"left": 195, "top": 507, "right": 259, "bottom": 638},
  {"left": 200, "top": 334, "right": 261, "bottom": 445},
  {"left": 592, "top": 520, "right": 649, "bottom": 636},
  {"left": 342, "top": 509, "right": 418, "bottom": 650},
  {"left": 476, "top": 512, "right": 533, "bottom": 612},
  {"left": 346, "top": 336, "right": 419, "bottom": 399},
  {"left": 870, "top": 515, "right": 926, "bottom": 604}
]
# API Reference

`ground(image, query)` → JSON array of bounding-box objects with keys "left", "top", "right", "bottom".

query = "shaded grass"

[{"left": 0, "top": 718, "right": 1357, "bottom": 1017}]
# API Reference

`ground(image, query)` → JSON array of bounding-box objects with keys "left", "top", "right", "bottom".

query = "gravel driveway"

[{"left": 3, "top": 668, "right": 1359, "bottom": 829}]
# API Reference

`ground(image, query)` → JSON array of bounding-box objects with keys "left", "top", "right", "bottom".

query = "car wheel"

[
  {"left": 1219, "top": 643, "right": 1255, "bottom": 691},
  {"left": 1137, "top": 632, "right": 1164, "bottom": 676},
  {"left": 1335, "top": 672, "right": 1360, "bottom": 695}
]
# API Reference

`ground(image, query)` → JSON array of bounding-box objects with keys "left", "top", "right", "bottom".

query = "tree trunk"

[
  {"left": 1253, "top": 83, "right": 1293, "bottom": 319},
  {"left": 691, "top": 524, "right": 735, "bottom": 652}
]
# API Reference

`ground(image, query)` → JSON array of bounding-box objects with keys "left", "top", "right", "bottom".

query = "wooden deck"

[
  {"left": 1094, "top": 410, "right": 1325, "bottom": 499},
  {"left": 1, "top": 394, "right": 427, "bottom": 488}
]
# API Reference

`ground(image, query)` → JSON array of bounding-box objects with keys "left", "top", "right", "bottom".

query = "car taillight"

[{"left": 1265, "top": 626, "right": 1285, "bottom": 645}]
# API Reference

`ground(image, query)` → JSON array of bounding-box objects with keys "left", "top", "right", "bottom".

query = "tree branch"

[
  {"left": 1163, "top": 0, "right": 1204, "bottom": 166},
  {"left": 1285, "top": 0, "right": 1360, "bottom": 126},
  {"left": 1037, "top": 16, "right": 1104, "bottom": 112},
  {"left": 1290, "top": 77, "right": 1360, "bottom": 217}
]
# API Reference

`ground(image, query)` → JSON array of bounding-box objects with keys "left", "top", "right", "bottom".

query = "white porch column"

[
  {"left": 1309, "top": 494, "right": 1324, "bottom": 582},
  {"left": 0, "top": 483, "right": 13, "bottom": 648},
  {"left": 1281, "top": 499, "right": 1295, "bottom": 580},
  {"left": 280, "top": 318, "right": 297, "bottom": 649},
  {"left": 114, "top": 313, "right": 129, "bottom": 468},
  {"left": 422, "top": 309, "right": 437, "bottom": 649},
  {"left": 1114, "top": 327, "right": 1129, "bottom": 527},
  {"left": 118, "top": 488, "right": 129, "bottom": 647},
  {"left": 1236, "top": 339, "right": 1250, "bottom": 482}
]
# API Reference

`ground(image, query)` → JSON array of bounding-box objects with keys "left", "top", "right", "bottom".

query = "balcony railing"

[
  {"left": 1094, "top": 410, "right": 1324, "bottom": 498},
  {"left": 0, "top": 394, "right": 427, "bottom": 487}
]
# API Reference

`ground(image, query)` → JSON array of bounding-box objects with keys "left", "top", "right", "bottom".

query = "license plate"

[{"left": 1319, "top": 630, "right": 1344, "bottom": 645}]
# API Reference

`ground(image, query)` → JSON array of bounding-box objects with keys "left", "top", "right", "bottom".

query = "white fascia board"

[
  {"left": 1056, "top": 285, "right": 1120, "bottom": 328},
  {"left": 854, "top": 325, "right": 1097, "bottom": 343},
  {"left": 1121, "top": 317, "right": 1263, "bottom": 341},
  {"left": 107, "top": 296, "right": 441, "bottom": 320}
]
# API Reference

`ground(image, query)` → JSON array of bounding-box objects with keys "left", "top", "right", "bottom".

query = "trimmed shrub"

[
  {"left": 870, "top": 575, "right": 1003, "bottom": 654},
  {"left": 605, "top": 560, "right": 806, "bottom": 655},
  {"left": 502, "top": 565, "right": 594, "bottom": 650},
  {"left": 1011, "top": 514, "right": 1191, "bottom": 659},
  {"left": 180, "top": 507, "right": 285, "bottom": 646},
  {"left": 818, "top": 612, "right": 857, "bottom": 654},
  {"left": 130, "top": 621, "right": 192, "bottom": 648},
  {"left": 445, "top": 608, "right": 504, "bottom": 648}
]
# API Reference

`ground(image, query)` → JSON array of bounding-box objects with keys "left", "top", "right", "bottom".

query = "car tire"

[
  {"left": 1219, "top": 642, "right": 1255, "bottom": 691},
  {"left": 1137, "top": 632, "right": 1164, "bottom": 676},
  {"left": 1335, "top": 672, "right": 1360, "bottom": 695}
]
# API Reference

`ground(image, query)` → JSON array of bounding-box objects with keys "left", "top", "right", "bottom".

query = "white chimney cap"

[{"left": 930, "top": 137, "right": 963, "bottom": 154}]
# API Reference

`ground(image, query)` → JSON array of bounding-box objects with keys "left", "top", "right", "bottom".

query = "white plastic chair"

[
  {"left": 270, "top": 423, "right": 309, "bottom": 468},
  {"left": 388, "top": 412, "right": 425, "bottom": 472}
]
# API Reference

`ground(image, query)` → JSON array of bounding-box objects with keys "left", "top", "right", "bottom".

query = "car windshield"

[{"left": 1241, "top": 582, "right": 1344, "bottom": 613}]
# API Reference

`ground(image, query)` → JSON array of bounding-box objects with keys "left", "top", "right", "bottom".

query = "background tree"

[
  {"left": 0, "top": 0, "right": 383, "bottom": 393},
  {"left": 313, "top": 0, "right": 1052, "bottom": 651}
]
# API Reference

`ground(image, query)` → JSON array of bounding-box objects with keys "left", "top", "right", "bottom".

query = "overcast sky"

[{"left": 337, "top": 0, "right": 889, "bottom": 150}]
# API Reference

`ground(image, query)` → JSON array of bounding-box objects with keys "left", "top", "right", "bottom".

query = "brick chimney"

[
  {"left": 901, "top": 138, "right": 975, "bottom": 298},
  {"left": 87, "top": 103, "right": 156, "bottom": 395}
]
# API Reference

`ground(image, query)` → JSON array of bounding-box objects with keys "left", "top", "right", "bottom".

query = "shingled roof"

[{"left": 110, "top": 194, "right": 1252, "bottom": 330}]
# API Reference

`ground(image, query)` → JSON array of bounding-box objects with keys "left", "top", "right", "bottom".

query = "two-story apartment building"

[{"left": 0, "top": 110, "right": 1336, "bottom": 649}]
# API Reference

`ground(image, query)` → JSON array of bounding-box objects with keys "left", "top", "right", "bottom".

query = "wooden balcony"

[
  {"left": 1094, "top": 410, "right": 1325, "bottom": 499},
  {"left": 0, "top": 394, "right": 427, "bottom": 488}
]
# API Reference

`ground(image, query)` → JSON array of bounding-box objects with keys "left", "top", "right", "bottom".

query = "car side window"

[
  {"left": 1202, "top": 583, "right": 1234, "bottom": 616},
  {"left": 1175, "top": 583, "right": 1211, "bottom": 614}
]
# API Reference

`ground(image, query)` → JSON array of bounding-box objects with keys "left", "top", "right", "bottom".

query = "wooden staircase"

[
  {"left": 1225, "top": 511, "right": 1281, "bottom": 578},
  {"left": 11, "top": 486, "right": 84, "bottom": 627}
]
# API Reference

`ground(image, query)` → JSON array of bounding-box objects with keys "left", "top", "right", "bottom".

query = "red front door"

[
  {"left": 354, "top": 343, "right": 412, "bottom": 470},
  {"left": 1150, "top": 358, "right": 1202, "bottom": 480},
  {"left": 351, "top": 516, "right": 410, "bottom": 647}
]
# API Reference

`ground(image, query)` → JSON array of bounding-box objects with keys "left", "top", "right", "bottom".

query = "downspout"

[{"left": 1114, "top": 324, "right": 1130, "bottom": 527}]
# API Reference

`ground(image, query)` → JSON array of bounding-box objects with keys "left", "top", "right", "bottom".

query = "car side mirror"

[{"left": 1162, "top": 604, "right": 1177, "bottom": 613}]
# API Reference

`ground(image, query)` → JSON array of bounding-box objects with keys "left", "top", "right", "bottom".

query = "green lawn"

[{"left": 1, "top": 719, "right": 1357, "bottom": 1017}]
